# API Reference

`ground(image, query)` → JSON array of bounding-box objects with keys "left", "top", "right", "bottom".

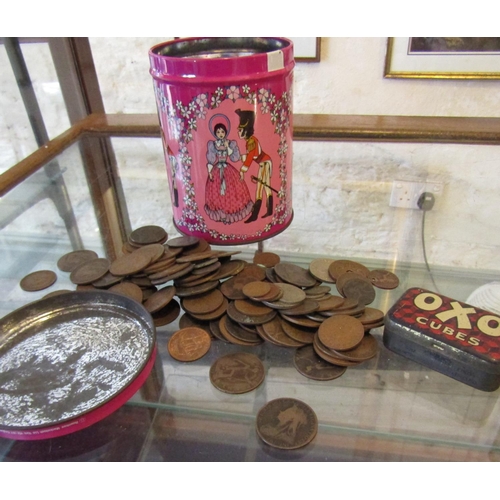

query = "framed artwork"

[
  {"left": 385, "top": 37, "right": 500, "bottom": 79},
  {"left": 289, "top": 37, "right": 321, "bottom": 62}
]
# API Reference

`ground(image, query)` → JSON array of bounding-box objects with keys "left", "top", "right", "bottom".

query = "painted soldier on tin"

[{"left": 235, "top": 109, "right": 274, "bottom": 223}]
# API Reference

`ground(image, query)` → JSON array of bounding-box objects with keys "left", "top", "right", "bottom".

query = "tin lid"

[
  {"left": 149, "top": 37, "right": 294, "bottom": 83},
  {"left": 386, "top": 287, "right": 500, "bottom": 369}
]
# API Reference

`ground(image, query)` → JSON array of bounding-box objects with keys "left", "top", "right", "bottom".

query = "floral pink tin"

[{"left": 149, "top": 37, "right": 294, "bottom": 245}]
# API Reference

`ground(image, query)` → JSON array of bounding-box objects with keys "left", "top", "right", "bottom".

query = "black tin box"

[{"left": 383, "top": 287, "right": 500, "bottom": 392}]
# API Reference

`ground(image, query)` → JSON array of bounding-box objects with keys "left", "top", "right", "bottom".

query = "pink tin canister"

[{"left": 149, "top": 37, "right": 294, "bottom": 245}]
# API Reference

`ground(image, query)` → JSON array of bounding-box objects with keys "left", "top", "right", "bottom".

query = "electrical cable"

[{"left": 421, "top": 208, "right": 441, "bottom": 294}]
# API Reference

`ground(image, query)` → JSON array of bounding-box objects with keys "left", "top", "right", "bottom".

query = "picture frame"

[
  {"left": 384, "top": 37, "right": 500, "bottom": 79},
  {"left": 289, "top": 37, "right": 321, "bottom": 62}
]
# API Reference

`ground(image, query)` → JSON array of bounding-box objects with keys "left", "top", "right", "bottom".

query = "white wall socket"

[{"left": 389, "top": 180, "right": 443, "bottom": 209}]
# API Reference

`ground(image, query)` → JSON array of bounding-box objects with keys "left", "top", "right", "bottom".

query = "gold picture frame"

[{"left": 385, "top": 37, "right": 500, "bottom": 79}]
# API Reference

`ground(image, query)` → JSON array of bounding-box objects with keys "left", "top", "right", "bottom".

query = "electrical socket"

[{"left": 389, "top": 180, "right": 443, "bottom": 210}]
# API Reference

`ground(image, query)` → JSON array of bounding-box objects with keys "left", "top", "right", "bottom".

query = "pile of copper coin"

[{"left": 21, "top": 225, "right": 399, "bottom": 381}]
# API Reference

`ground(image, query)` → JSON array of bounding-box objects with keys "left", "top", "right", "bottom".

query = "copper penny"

[
  {"left": 256, "top": 398, "right": 318, "bottom": 450},
  {"left": 168, "top": 327, "right": 211, "bottom": 362},
  {"left": 109, "top": 281, "right": 143, "bottom": 303},
  {"left": 242, "top": 281, "right": 272, "bottom": 299},
  {"left": 166, "top": 235, "right": 200, "bottom": 248},
  {"left": 260, "top": 317, "right": 306, "bottom": 348},
  {"left": 57, "top": 250, "right": 98, "bottom": 272},
  {"left": 20, "top": 270, "right": 57, "bottom": 292},
  {"left": 236, "top": 263, "right": 267, "bottom": 281},
  {"left": 109, "top": 250, "right": 152, "bottom": 277},
  {"left": 70, "top": 258, "right": 110, "bottom": 285},
  {"left": 253, "top": 251, "right": 281, "bottom": 268},
  {"left": 227, "top": 300, "right": 276, "bottom": 325},
  {"left": 187, "top": 297, "right": 228, "bottom": 321},
  {"left": 335, "top": 272, "right": 367, "bottom": 296},
  {"left": 210, "top": 259, "right": 246, "bottom": 280},
  {"left": 224, "top": 315, "right": 263, "bottom": 344},
  {"left": 210, "top": 352, "right": 265, "bottom": 394},
  {"left": 129, "top": 225, "right": 167, "bottom": 245},
  {"left": 318, "top": 314, "right": 365, "bottom": 351},
  {"left": 274, "top": 263, "right": 317, "bottom": 288},
  {"left": 327, "top": 333, "right": 379, "bottom": 362},
  {"left": 309, "top": 258, "right": 336, "bottom": 283},
  {"left": 152, "top": 299, "right": 181, "bottom": 327},
  {"left": 182, "top": 288, "right": 224, "bottom": 315},
  {"left": 134, "top": 243, "right": 165, "bottom": 264},
  {"left": 294, "top": 345, "right": 347, "bottom": 381},
  {"left": 262, "top": 283, "right": 306, "bottom": 309},
  {"left": 315, "top": 294, "right": 345, "bottom": 312},
  {"left": 305, "top": 285, "right": 331, "bottom": 298},
  {"left": 176, "top": 250, "right": 218, "bottom": 263},
  {"left": 175, "top": 280, "right": 220, "bottom": 298},
  {"left": 279, "top": 298, "right": 319, "bottom": 316},
  {"left": 220, "top": 274, "right": 257, "bottom": 300},
  {"left": 328, "top": 260, "right": 370, "bottom": 282},
  {"left": 342, "top": 277, "right": 376, "bottom": 305},
  {"left": 313, "top": 335, "right": 361, "bottom": 367},
  {"left": 218, "top": 315, "right": 259, "bottom": 345},
  {"left": 367, "top": 269, "right": 400, "bottom": 290},
  {"left": 209, "top": 317, "right": 229, "bottom": 342},
  {"left": 150, "top": 264, "right": 196, "bottom": 285},
  {"left": 92, "top": 272, "right": 123, "bottom": 288},
  {"left": 357, "top": 307, "right": 385, "bottom": 325},
  {"left": 179, "top": 313, "right": 213, "bottom": 336},
  {"left": 280, "top": 319, "right": 316, "bottom": 344},
  {"left": 234, "top": 299, "right": 273, "bottom": 317},
  {"left": 143, "top": 285, "right": 177, "bottom": 313},
  {"left": 179, "top": 238, "right": 210, "bottom": 254},
  {"left": 254, "top": 283, "right": 283, "bottom": 302}
]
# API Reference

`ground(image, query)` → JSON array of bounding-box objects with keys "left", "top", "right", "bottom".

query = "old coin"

[
  {"left": 309, "top": 258, "right": 336, "bottom": 283},
  {"left": 70, "top": 258, "right": 110, "bottom": 285},
  {"left": 209, "top": 317, "right": 229, "bottom": 342},
  {"left": 279, "top": 298, "right": 319, "bottom": 316},
  {"left": 227, "top": 300, "right": 276, "bottom": 325},
  {"left": 315, "top": 294, "right": 345, "bottom": 312},
  {"left": 133, "top": 243, "right": 165, "bottom": 264},
  {"left": 262, "top": 283, "right": 306, "bottom": 309},
  {"left": 256, "top": 398, "right": 318, "bottom": 450},
  {"left": 220, "top": 274, "right": 257, "bottom": 300},
  {"left": 108, "top": 281, "right": 143, "bottom": 303},
  {"left": 342, "top": 277, "right": 376, "bottom": 305},
  {"left": 234, "top": 299, "right": 273, "bottom": 317},
  {"left": 57, "top": 250, "right": 98, "bottom": 272},
  {"left": 152, "top": 299, "right": 181, "bottom": 327},
  {"left": 327, "top": 333, "right": 379, "bottom": 362},
  {"left": 129, "top": 225, "right": 167, "bottom": 246},
  {"left": 367, "top": 269, "right": 400, "bottom": 290},
  {"left": 168, "top": 327, "right": 211, "bottom": 362},
  {"left": 224, "top": 315, "right": 263, "bottom": 344},
  {"left": 143, "top": 285, "right": 177, "bottom": 314},
  {"left": 280, "top": 319, "right": 316, "bottom": 344},
  {"left": 210, "top": 352, "right": 265, "bottom": 394},
  {"left": 335, "top": 271, "right": 367, "bottom": 296},
  {"left": 179, "top": 313, "right": 213, "bottom": 337},
  {"left": 253, "top": 251, "right": 281, "bottom": 268},
  {"left": 187, "top": 297, "right": 228, "bottom": 321},
  {"left": 294, "top": 345, "right": 347, "bottom": 381},
  {"left": 318, "top": 314, "right": 365, "bottom": 351},
  {"left": 166, "top": 235, "right": 200, "bottom": 248},
  {"left": 180, "top": 237, "right": 210, "bottom": 255},
  {"left": 236, "top": 263, "right": 267, "bottom": 281},
  {"left": 260, "top": 317, "right": 306, "bottom": 348},
  {"left": 92, "top": 272, "right": 123, "bottom": 288},
  {"left": 328, "top": 259, "right": 370, "bottom": 282},
  {"left": 313, "top": 334, "right": 361, "bottom": 367},
  {"left": 109, "top": 250, "right": 152, "bottom": 277},
  {"left": 274, "top": 263, "right": 317, "bottom": 288},
  {"left": 182, "top": 288, "right": 224, "bottom": 315},
  {"left": 175, "top": 280, "right": 220, "bottom": 298},
  {"left": 20, "top": 270, "right": 57, "bottom": 292},
  {"left": 242, "top": 281, "right": 272, "bottom": 299}
]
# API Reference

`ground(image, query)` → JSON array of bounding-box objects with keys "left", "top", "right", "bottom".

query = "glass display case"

[{"left": 1, "top": 113, "right": 500, "bottom": 461}]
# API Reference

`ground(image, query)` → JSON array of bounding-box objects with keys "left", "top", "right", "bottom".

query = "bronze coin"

[
  {"left": 367, "top": 269, "right": 400, "bottom": 290},
  {"left": 210, "top": 259, "right": 246, "bottom": 280},
  {"left": 313, "top": 335, "right": 361, "bottom": 367},
  {"left": 179, "top": 238, "right": 210, "bottom": 255},
  {"left": 92, "top": 272, "right": 123, "bottom": 288},
  {"left": 175, "top": 280, "right": 220, "bottom": 298},
  {"left": 279, "top": 313, "right": 320, "bottom": 328},
  {"left": 279, "top": 298, "right": 319, "bottom": 316},
  {"left": 109, "top": 250, "right": 152, "bottom": 277},
  {"left": 242, "top": 281, "right": 272, "bottom": 299},
  {"left": 57, "top": 250, "right": 98, "bottom": 272},
  {"left": 144, "top": 256, "right": 177, "bottom": 274},
  {"left": 166, "top": 235, "right": 200, "bottom": 248},
  {"left": 143, "top": 285, "right": 177, "bottom": 313},
  {"left": 261, "top": 283, "right": 306, "bottom": 309},
  {"left": 236, "top": 263, "right": 267, "bottom": 281},
  {"left": 327, "top": 333, "right": 379, "bottom": 362},
  {"left": 182, "top": 288, "right": 224, "bottom": 315},
  {"left": 260, "top": 317, "right": 306, "bottom": 348},
  {"left": 168, "top": 327, "right": 211, "bottom": 362},
  {"left": 134, "top": 243, "right": 165, "bottom": 264},
  {"left": 305, "top": 285, "right": 331, "bottom": 298},
  {"left": 187, "top": 297, "right": 228, "bottom": 321},
  {"left": 309, "top": 258, "right": 336, "bottom": 283},
  {"left": 152, "top": 299, "right": 181, "bottom": 327},
  {"left": 220, "top": 274, "right": 258, "bottom": 300},
  {"left": 256, "top": 398, "right": 318, "bottom": 450},
  {"left": 335, "top": 271, "right": 367, "bottom": 296},
  {"left": 280, "top": 319, "right": 316, "bottom": 344},
  {"left": 20, "top": 270, "right": 57, "bottom": 292},
  {"left": 357, "top": 307, "right": 385, "bottom": 325},
  {"left": 176, "top": 250, "right": 218, "bottom": 263},
  {"left": 274, "top": 263, "right": 317, "bottom": 288},
  {"left": 210, "top": 352, "right": 265, "bottom": 394},
  {"left": 234, "top": 299, "right": 273, "bottom": 317},
  {"left": 147, "top": 261, "right": 193, "bottom": 281},
  {"left": 179, "top": 313, "right": 213, "bottom": 337},
  {"left": 227, "top": 300, "right": 277, "bottom": 325},
  {"left": 224, "top": 316, "right": 263, "bottom": 344},
  {"left": 253, "top": 251, "right": 281, "bottom": 268},
  {"left": 150, "top": 264, "right": 196, "bottom": 285},
  {"left": 342, "top": 278, "right": 376, "bottom": 305},
  {"left": 70, "top": 258, "right": 110, "bottom": 285},
  {"left": 294, "top": 345, "right": 347, "bottom": 381},
  {"left": 129, "top": 225, "right": 168, "bottom": 245},
  {"left": 255, "top": 283, "right": 283, "bottom": 302},
  {"left": 328, "top": 260, "right": 370, "bottom": 282},
  {"left": 315, "top": 294, "right": 345, "bottom": 312},
  {"left": 192, "top": 257, "right": 220, "bottom": 269},
  {"left": 109, "top": 281, "right": 143, "bottom": 303},
  {"left": 191, "top": 260, "right": 221, "bottom": 275},
  {"left": 218, "top": 315, "right": 259, "bottom": 345},
  {"left": 174, "top": 270, "right": 220, "bottom": 288},
  {"left": 318, "top": 314, "right": 365, "bottom": 351},
  {"left": 209, "top": 317, "right": 229, "bottom": 342}
]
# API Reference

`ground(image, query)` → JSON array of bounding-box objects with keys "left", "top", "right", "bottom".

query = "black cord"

[{"left": 421, "top": 208, "right": 441, "bottom": 294}]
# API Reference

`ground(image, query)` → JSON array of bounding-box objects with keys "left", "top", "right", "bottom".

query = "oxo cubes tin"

[
  {"left": 149, "top": 38, "right": 294, "bottom": 245},
  {"left": 383, "top": 288, "right": 500, "bottom": 391}
]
